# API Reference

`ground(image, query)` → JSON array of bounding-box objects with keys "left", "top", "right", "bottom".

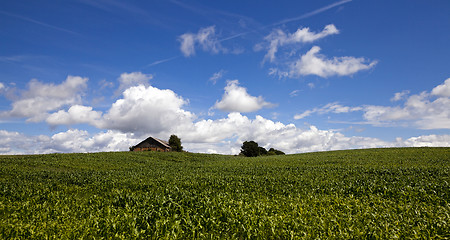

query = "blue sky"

[{"left": 1, "top": 0, "right": 449, "bottom": 154}]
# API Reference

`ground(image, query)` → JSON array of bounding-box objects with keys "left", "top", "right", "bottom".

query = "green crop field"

[{"left": 0, "top": 148, "right": 448, "bottom": 239}]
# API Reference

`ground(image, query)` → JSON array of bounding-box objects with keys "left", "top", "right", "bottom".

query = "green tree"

[
  {"left": 169, "top": 135, "right": 183, "bottom": 152},
  {"left": 240, "top": 141, "right": 260, "bottom": 157},
  {"left": 268, "top": 148, "right": 285, "bottom": 155},
  {"left": 259, "top": 146, "right": 268, "bottom": 155}
]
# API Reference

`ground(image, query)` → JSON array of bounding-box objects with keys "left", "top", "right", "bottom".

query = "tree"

[
  {"left": 268, "top": 148, "right": 285, "bottom": 155},
  {"left": 168, "top": 135, "right": 183, "bottom": 152},
  {"left": 240, "top": 141, "right": 260, "bottom": 157},
  {"left": 259, "top": 146, "right": 268, "bottom": 155}
]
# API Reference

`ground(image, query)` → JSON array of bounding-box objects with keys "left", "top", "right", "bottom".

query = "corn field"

[{"left": 0, "top": 148, "right": 449, "bottom": 239}]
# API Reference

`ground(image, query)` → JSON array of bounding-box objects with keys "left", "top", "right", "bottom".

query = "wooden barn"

[{"left": 130, "top": 137, "right": 172, "bottom": 152}]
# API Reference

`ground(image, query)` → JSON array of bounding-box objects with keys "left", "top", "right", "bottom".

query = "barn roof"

[
  {"left": 135, "top": 136, "right": 171, "bottom": 149},
  {"left": 152, "top": 137, "right": 171, "bottom": 148}
]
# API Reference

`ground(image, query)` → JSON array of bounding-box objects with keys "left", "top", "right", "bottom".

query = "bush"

[{"left": 268, "top": 148, "right": 285, "bottom": 155}]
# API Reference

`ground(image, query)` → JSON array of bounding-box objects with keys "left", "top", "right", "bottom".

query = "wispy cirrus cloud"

[
  {"left": 179, "top": 26, "right": 227, "bottom": 57},
  {"left": 174, "top": 0, "right": 352, "bottom": 54},
  {"left": 146, "top": 56, "right": 180, "bottom": 67},
  {"left": 209, "top": 70, "right": 226, "bottom": 84},
  {"left": 272, "top": 0, "right": 352, "bottom": 27},
  {"left": 260, "top": 24, "right": 339, "bottom": 63},
  {"left": 0, "top": 10, "right": 79, "bottom": 35},
  {"left": 294, "top": 102, "right": 362, "bottom": 120},
  {"left": 219, "top": 0, "right": 352, "bottom": 42}
]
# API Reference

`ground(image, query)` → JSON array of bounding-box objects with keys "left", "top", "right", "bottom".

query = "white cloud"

[
  {"left": 2, "top": 72, "right": 448, "bottom": 156},
  {"left": 179, "top": 26, "right": 226, "bottom": 57},
  {"left": 289, "top": 90, "right": 300, "bottom": 97},
  {"left": 2, "top": 86, "right": 450, "bottom": 155},
  {"left": 0, "top": 76, "right": 87, "bottom": 122},
  {"left": 0, "top": 128, "right": 143, "bottom": 154},
  {"left": 115, "top": 72, "right": 153, "bottom": 96},
  {"left": 46, "top": 105, "right": 102, "bottom": 126},
  {"left": 396, "top": 134, "right": 450, "bottom": 147},
  {"left": 102, "top": 84, "right": 195, "bottom": 134},
  {"left": 99, "top": 79, "right": 114, "bottom": 89},
  {"left": 0, "top": 82, "right": 4, "bottom": 90},
  {"left": 289, "top": 46, "right": 377, "bottom": 78},
  {"left": 362, "top": 85, "right": 450, "bottom": 129},
  {"left": 431, "top": 78, "right": 450, "bottom": 97},
  {"left": 49, "top": 129, "right": 138, "bottom": 153},
  {"left": 213, "top": 80, "right": 275, "bottom": 113},
  {"left": 268, "top": 67, "right": 289, "bottom": 79},
  {"left": 294, "top": 110, "right": 314, "bottom": 120},
  {"left": 391, "top": 90, "right": 410, "bottom": 102},
  {"left": 0, "top": 130, "right": 52, "bottom": 154},
  {"left": 294, "top": 102, "right": 362, "bottom": 120},
  {"left": 166, "top": 112, "right": 387, "bottom": 154},
  {"left": 3, "top": 125, "right": 448, "bottom": 155},
  {"left": 179, "top": 33, "right": 196, "bottom": 57},
  {"left": 294, "top": 78, "right": 450, "bottom": 130},
  {"left": 209, "top": 70, "right": 225, "bottom": 84},
  {"left": 261, "top": 24, "right": 339, "bottom": 63}
]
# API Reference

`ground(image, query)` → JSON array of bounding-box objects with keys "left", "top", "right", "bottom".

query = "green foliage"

[
  {"left": 268, "top": 147, "right": 285, "bottom": 155},
  {"left": 241, "top": 141, "right": 284, "bottom": 157},
  {"left": 240, "top": 141, "right": 260, "bottom": 157},
  {"left": 168, "top": 135, "right": 183, "bottom": 152},
  {"left": 0, "top": 148, "right": 449, "bottom": 239},
  {"left": 258, "top": 146, "right": 268, "bottom": 155}
]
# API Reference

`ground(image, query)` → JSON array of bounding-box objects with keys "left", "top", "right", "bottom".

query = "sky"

[{"left": 1, "top": 0, "right": 449, "bottom": 155}]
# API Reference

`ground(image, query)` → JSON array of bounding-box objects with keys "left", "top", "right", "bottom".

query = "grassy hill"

[{"left": 0, "top": 148, "right": 449, "bottom": 239}]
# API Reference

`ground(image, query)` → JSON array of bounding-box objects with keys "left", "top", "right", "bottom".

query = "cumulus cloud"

[
  {"left": 260, "top": 24, "right": 376, "bottom": 80},
  {"left": 115, "top": 72, "right": 153, "bottom": 96},
  {"left": 391, "top": 90, "right": 410, "bottom": 102},
  {"left": 46, "top": 105, "right": 102, "bottom": 126},
  {"left": 2, "top": 73, "right": 448, "bottom": 155},
  {"left": 295, "top": 78, "right": 450, "bottom": 129},
  {"left": 102, "top": 84, "right": 195, "bottom": 134},
  {"left": 362, "top": 89, "right": 450, "bottom": 129},
  {"left": 261, "top": 24, "right": 339, "bottom": 63},
  {"left": 179, "top": 26, "right": 226, "bottom": 57},
  {"left": 48, "top": 129, "right": 138, "bottom": 153},
  {"left": 2, "top": 118, "right": 449, "bottom": 155},
  {"left": 396, "top": 134, "right": 450, "bottom": 147},
  {"left": 213, "top": 80, "right": 275, "bottom": 113},
  {"left": 0, "top": 76, "right": 87, "bottom": 122},
  {"left": 0, "top": 72, "right": 193, "bottom": 136},
  {"left": 0, "top": 130, "right": 52, "bottom": 154},
  {"left": 431, "top": 78, "right": 450, "bottom": 97},
  {"left": 0, "top": 82, "right": 5, "bottom": 90},
  {"left": 0, "top": 129, "right": 141, "bottom": 154},
  {"left": 289, "top": 46, "right": 377, "bottom": 78}
]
